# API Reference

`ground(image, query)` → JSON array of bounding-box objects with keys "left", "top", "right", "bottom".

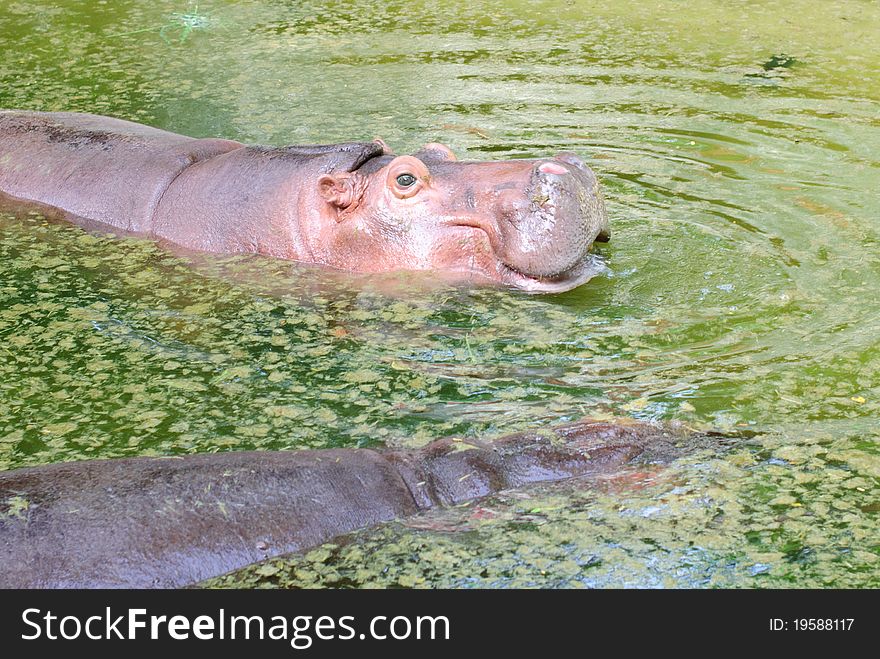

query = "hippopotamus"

[
  {"left": 0, "top": 418, "right": 694, "bottom": 588},
  {"left": 0, "top": 110, "right": 609, "bottom": 293}
]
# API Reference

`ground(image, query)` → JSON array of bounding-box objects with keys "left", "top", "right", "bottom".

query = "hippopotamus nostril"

[{"left": 538, "top": 161, "right": 569, "bottom": 176}]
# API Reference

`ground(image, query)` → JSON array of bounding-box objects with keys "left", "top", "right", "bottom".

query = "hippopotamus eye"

[{"left": 396, "top": 173, "right": 417, "bottom": 187}]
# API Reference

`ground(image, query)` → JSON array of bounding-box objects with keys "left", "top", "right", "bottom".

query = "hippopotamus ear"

[
  {"left": 316, "top": 140, "right": 391, "bottom": 213},
  {"left": 317, "top": 173, "right": 357, "bottom": 211},
  {"left": 411, "top": 142, "right": 457, "bottom": 163}
]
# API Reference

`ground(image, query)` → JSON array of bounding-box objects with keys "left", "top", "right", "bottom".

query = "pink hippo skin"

[{"left": 0, "top": 110, "right": 609, "bottom": 293}]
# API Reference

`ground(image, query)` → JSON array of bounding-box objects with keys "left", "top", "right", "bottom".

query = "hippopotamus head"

[{"left": 303, "top": 141, "right": 609, "bottom": 293}]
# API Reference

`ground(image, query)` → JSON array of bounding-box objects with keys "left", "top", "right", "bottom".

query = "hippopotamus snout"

[{"left": 495, "top": 155, "right": 608, "bottom": 281}]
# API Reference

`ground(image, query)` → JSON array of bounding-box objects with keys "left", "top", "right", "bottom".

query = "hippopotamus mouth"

[{"left": 497, "top": 253, "right": 608, "bottom": 293}]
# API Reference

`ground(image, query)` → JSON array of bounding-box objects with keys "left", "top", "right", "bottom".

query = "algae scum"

[{"left": 1, "top": 0, "right": 878, "bottom": 587}]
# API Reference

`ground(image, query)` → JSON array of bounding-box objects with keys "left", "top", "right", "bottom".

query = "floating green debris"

[{"left": 761, "top": 53, "right": 799, "bottom": 71}]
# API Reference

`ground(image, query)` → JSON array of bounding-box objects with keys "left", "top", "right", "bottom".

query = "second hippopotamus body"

[
  {"left": 0, "top": 110, "right": 609, "bottom": 293},
  {"left": 0, "top": 419, "right": 687, "bottom": 588}
]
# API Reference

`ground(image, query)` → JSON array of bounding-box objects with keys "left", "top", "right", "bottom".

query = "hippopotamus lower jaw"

[{"left": 494, "top": 254, "right": 609, "bottom": 293}]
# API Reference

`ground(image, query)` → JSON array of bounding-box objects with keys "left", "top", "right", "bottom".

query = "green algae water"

[{"left": 1, "top": 0, "right": 878, "bottom": 587}]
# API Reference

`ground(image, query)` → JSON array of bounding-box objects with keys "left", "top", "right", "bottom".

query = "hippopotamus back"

[{"left": 0, "top": 110, "right": 244, "bottom": 231}]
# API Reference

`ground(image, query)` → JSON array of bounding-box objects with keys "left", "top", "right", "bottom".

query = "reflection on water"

[{"left": 1, "top": 0, "right": 878, "bottom": 587}]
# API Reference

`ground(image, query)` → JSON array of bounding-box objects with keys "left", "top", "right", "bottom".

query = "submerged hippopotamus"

[
  {"left": 0, "top": 110, "right": 609, "bottom": 293},
  {"left": 0, "top": 419, "right": 693, "bottom": 588}
]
